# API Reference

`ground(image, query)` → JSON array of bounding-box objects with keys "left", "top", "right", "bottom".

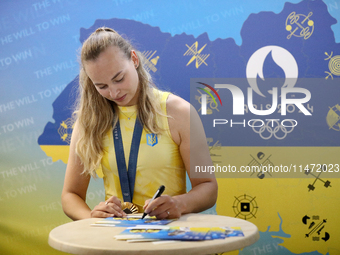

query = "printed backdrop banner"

[{"left": 1, "top": 0, "right": 340, "bottom": 254}]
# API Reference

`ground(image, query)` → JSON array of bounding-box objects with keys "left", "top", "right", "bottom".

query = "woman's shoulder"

[
  {"left": 166, "top": 94, "right": 190, "bottom": 114},
  {"left": 166, "top": 93, "right": 190, "bottom": 117}
]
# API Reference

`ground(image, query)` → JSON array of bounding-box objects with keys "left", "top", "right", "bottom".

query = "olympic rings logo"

[{"left": 252, "top": 119, "right": 295, "bottom": 140}]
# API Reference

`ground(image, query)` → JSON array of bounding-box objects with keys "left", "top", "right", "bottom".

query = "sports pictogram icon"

[
  {"left": 248, "top": 152, "right": 274, "bottom": 179},
  {"left": 302, "top": 215, "right": 330, "bottom": 242},
  {"left": 184, "top": 42, "right": 210, "bottom": 68},
  {"left": 142, "top": 50, "right": 159, "bottom": 73},
  {"left": 286, "top": 11, "right": 314, "bottom": 40},
  {"left": 233, "top": 194, "right": 258, "bottom": 220},
  {"left": 325, "top": 52, "right": 340, "bottom": 79},
  {"left": 326, "top": 104, "right": 340, "bottom": 131},
  {"left": 207, "top": 138, "right": 221, "bottom": 164},
  {"left": 304, "top": 166, "right": 331, "bottom": 191},
  {"left": 58, "top": 118, "right": 75, "bottom": 144}
]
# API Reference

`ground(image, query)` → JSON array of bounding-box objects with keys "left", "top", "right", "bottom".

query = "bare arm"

[
  {"left": 61, "top": 121, "right": 126, "bottom": 220},
  {"left": 61, "top": 121, "right": 92, "bottom": 220},
  {"left": 145, "top": 94, "right": 218, "bottom": 218}
]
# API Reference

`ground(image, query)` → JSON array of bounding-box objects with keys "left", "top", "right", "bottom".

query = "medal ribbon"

[{"left": 113, "top": 117, "right": 143, "bottom": 203}]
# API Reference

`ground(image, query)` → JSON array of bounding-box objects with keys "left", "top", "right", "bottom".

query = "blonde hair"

[{"left": 75, "top": 27, "right": 163, "bottom": 177}]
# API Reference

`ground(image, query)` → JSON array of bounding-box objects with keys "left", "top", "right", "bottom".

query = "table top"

[{"left": 49, "top": 213, "right": 259, "bottom": 255}]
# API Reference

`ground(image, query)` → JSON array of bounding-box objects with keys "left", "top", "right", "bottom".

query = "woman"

[{"left": 61, "top": 27, "right": 217, "bottom": 220}]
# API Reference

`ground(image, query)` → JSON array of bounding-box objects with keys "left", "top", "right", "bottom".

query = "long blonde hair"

[{"left": 75, "top": 27, "right": 163, "bottom": 177}]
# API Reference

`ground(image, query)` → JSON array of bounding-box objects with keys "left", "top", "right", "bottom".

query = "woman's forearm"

[
  {"left": 173, "top": 180, "right": 218, "bottom": 215},
  {"left": 61, "top": 192, "right": 92, "bottom": 221}
]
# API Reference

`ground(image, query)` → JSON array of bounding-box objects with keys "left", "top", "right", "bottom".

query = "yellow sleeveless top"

[{"left": 98, "top": 90, "right": 186, "bottom": 212}]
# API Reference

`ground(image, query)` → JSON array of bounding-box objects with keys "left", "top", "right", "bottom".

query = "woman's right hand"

[{"left": 90, "top": 196, "right": 127, "bottom": 218}]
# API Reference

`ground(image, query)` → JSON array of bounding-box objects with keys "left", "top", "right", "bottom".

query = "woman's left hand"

[{"left": 143, "top": 195, "right": 182, "bottom": 219}]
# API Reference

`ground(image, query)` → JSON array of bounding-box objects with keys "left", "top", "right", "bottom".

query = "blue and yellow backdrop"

[{"left": 1, "top": 0, "right": 340, "bottom": 254}]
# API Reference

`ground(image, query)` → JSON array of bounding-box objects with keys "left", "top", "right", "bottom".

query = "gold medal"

[{"left": 122, "top": 202, "right": 139, "bottom": 214}]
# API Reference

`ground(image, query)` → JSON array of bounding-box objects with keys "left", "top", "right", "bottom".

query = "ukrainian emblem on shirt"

[{"left": 146, "top": 133, "right": 158, "bottom": 147}]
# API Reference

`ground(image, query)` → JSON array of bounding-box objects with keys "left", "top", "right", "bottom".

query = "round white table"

[{"left": 49, "top": 213, "right": 259, "bottom": 254}]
